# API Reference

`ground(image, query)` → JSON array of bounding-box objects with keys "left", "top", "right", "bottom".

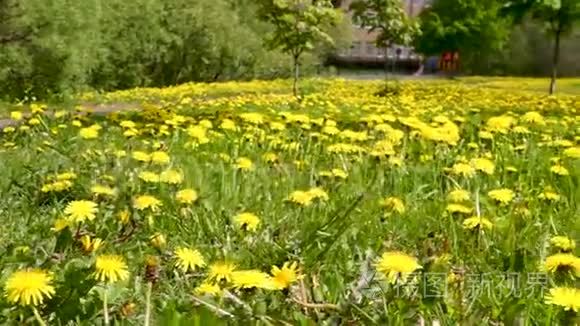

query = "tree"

[
  {"left": 258, "top": 0, "right": 339, "bottom": 97},
  {"left": 350, "top": 0, "right": 420, "bottom": 74},
  {"left": 414, "top": 0, "right": 510, "bottom": 74},
  {"left": 503, "top": 0, "right": 580, "bottom": 94},
  {"left": 0, "top": 0, "right": 35, "bottom": 45}
]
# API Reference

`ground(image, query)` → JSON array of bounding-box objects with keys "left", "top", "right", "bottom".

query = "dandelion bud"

[
  {"left": 145, "top": 256, "right": 160, "bottom": 284},
  {"left": 150, "top": 233, "right": 166, "bottom": 250},
  {"left": 120, "top": 302, "right": 136, "bottom": 318}
]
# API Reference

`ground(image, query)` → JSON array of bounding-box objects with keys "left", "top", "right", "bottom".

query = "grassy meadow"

[{"left": 0, "top": 78, "right": 578, "bottom": 325}]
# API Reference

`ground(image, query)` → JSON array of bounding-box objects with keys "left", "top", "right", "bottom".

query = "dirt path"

[{"left": 0, "top": 102, "right": 136, "bottom": 129}]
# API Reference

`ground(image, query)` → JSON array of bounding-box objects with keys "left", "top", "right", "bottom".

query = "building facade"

[{"left": 333, "top": 0, "right": 431, "bottom": 65}]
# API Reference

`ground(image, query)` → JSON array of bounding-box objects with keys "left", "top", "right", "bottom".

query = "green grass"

[
  {"left": 0, "top": 79, "right": 578, "bottom": 325},
  {"left": 458, "top": 76, "right": 580, "bottom": 95}
]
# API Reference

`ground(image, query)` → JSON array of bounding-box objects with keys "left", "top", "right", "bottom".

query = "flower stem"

[
  {"left": 32, "top": 307, "right": 47, "bottom": 326},
  {"left": 144, "top": 282, "right": 153, "bottom": 326},
  {"left": 103, "top": 289, "right": 110, "bottom": 326}
]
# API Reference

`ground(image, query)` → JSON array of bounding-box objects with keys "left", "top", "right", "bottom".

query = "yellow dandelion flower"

[
  {"left": 120, "top": 120, "right": 137, "bottom": 129},
  {"left": 194, "top": 119, "right": 211, "bottom": 129},
  {"left": 550, "top": 236, "right": 575, "bottom": 252},
  {"left": 446, "top": 204, "right": 473, "bottom": 214},
  {"left": 195, "top": 283, "right": 221, "bottom": 296},
  {"left": 132, "top": 151, "right": 151, "bottom": 162},
  {"left": 31, "top": 104, "right": 46, "bottom": 114},
  {"left": 471, "top": 158, "right": 495, "bottom": 175},
  {"left": 10, "top": 111, "right": 23, "bottom": 121},
  {"left": 263, "top": 152, "right": 279, "bottom": 163},
  {"left": 488, "top": 188, "right": 515, "bottom": 205},
  {"left": 271, "top": 262, "right": 301, "bottom": 289},
  {"left": 447, "top": 189, "right": 470, "bottom": 202},
  {"left": 451, "top": 163, "right": 475, "bottom": 178},
  {"left": 331, "top": 169, "right": 348, "bottom": 179},
  {"left": 318, "top": 171, "right": 333, "bottom": 178},
  {"left": 521, "top": 111, "right": 545, "bottom": 125},
  {"left": 134, "top": 195, "right": 162, "bottom": 211},
  {"left": 79, "top": 127, "right": 99, "bottom": 139},
  {"left": 545, "top": 287, "right": 580, "bottom": 312},
  {"left": 512, "top": 126, "right": 530, "bottom": 134},
  {"left": 176, "top": 189, "right": 198, "bottom": 204},
  {"left": 381, "top": 197, "right": 406, "bottom": 214},
  {"left": 231, "top": 270, "right": 277, "bottom": 290},
  {"left": 91, "top": 184, "right": 116, "bottom": 197},
  {"left": 218, "top": 153, "right": 231, "bottom": 162},
  {"left": 94, "top": 255, "right": 130, "bottom": 283},
  {"left": 239, "top": 112, "right": 265, "bottom": 124},
  {"left": 80, "top": 235, "right": 104, "bottom": 253},
  {"left": 486, "top": 115, "right": 516, "bottom": 134},
  {"left": 544, "top": 253, "right": 580, "bottom": 276},
  {"left": 150, "top": 233, "right": 167, "bottom": 249},
  {"left": 550, "top": 165, "right": 569, "bottom": 176},
  {"left": 117, "top": 209, "right": 130, "bottom": 224},
  {"left": 235, "top": 157, "right": 254, "bottom": 171},
  {"left": 208, "top": 262, "right": 236, "bottom": 283},
  {"left": 174, "top": 247, "right": 205, "bottom": 272},
  {"left": 307, "top": 187, "right": 329, "bottom": 201},
  {"left": 115, "top": 150, "right": 127, "bottom": 158},
  {"left": 150, "top": 151, "right": 171, "bottom": 165},
  {"left": 187, "top": 125, "right": 210, "bottom": 143},
  {"left": 51, "top": 217, "right": 71, "bottom": 232},
  {"left": 220, "top": 119, "right": 237, "bottom": 131},
  {"left": 287, "top": 191, "right": 313, "bottom": 206},
  {"left": 539, "top": 190, "right": 560, "bottom": 202},
  {"left": 64, "top": 200, "right": 98, "bottom": 223},
  {"left": 376, "top": 252, "right": 422, "bottom": 284},
  {"left": 478, "top": 130, "right": 493, "bottom": 139},
  {"left": 123, "top": 128, "right": 139, "bottom": 137},
  {"left": 138, "top": 171, "right": 160, "bottom": 183},
  {"left": 562, "top": 146, "right": 580, "bottom": 159},
  {"left": 53, "top": 109, "right": 66, "bottom": 118},
  {"left": 5, "top": 269, "right": 55, "bottom": 306},
  {"left": 160, "top": 169, "right": 183, "bottom": 184},
  {"left": 55, "top": 172, "right": 77, "bottom": 181},
  {"left": 233, "top": 212, "right": 260, "bottom": 232},
  {"left": 467, "top": 142, "right": 478, "bottom": 150},
  {"left": 462, "top": 216, "right": 493, "bottom": 231}
]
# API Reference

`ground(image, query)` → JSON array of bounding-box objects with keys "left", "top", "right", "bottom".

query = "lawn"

[
  {"left": 0, "top": 78, "right": 578, "bottom": 325},
  {"left": 458, "top": 77, "right": 580, "bottom": 95}
]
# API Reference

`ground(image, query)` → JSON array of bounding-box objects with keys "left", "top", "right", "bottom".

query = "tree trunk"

[
  {"left": 293, "top": 54, "right": 300, "bottom": 98},
  {"left": 549, "top": 27, "right": 561, "bottom": 95},
  {"left": 383, "top": 47, "right": 389, "bottom": 76}
]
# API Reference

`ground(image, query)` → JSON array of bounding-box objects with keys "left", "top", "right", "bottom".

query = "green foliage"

[
  {"left": 257, "top": 0, "right": 340, "bottom": 96},
  {"left": 504, "top": 0, "right": 580, "bottom": 33},
  {"left": 350, "top": 0, "right": 420, "bottom": 48},
  {"left": 259, "top": 0, "right": 339, "bottom": 56},
  {"left": 503, "top": 0, "right": 580, "bottom": 93},
  {"left": 0, "top": 0, "right": 347, "bottom": 100},
  {"left": 0, "top": 78, "right": 579, "bottom": 324},
  {"left": 414, "top": 0, "right": 511, "bottom": 74}
]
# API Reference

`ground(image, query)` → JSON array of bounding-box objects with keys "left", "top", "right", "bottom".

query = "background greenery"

[
  {"left": 0, "top": 0, "right": 578, "bottom": 101},
  {"left": 0, "top": 0, "right": 342, "bottom": 101},
  {"left": 414, "top": 0, "right": 580, "bottom": 77}
]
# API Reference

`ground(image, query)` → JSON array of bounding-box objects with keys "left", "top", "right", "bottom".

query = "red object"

[{"left": 443, "top": 52, "right": 452, "bottom": 61}]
